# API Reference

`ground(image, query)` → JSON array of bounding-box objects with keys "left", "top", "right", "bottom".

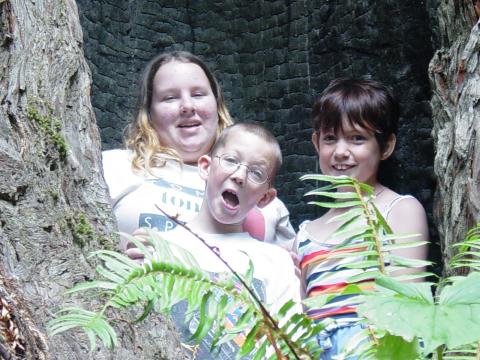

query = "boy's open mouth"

[{"left": 222, "top": 190, "right": 239, "bottom": 207}]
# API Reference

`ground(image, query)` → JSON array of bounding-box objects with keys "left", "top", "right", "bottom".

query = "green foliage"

[
  {"left": 356, "top": 225, "right": 480, "bottom": 359},
  {"left": 302, "top": 175, "right": 480, "bottom": 359},
  {"left": 450, "top": 225, "right": 480, "bottom": 272},
  {"left": 66, "top": 213, "right": 96, "bottom": 247},
  {"left": 301, "top": 174, "right": 431, "bottom": 281},
  {"left": 48, "top": 171, "right": 480, "bottom": 359},
  {"left": 358, "top": 274, "right": 480, "bottom": 354},
  {"left": 301, "top": 174, "right": 431, "bottom": 319},
  {"left": 27, "top": 106, "right": 68, "bottom": 160},
  {"left": 375, "top": 334, "right": 421, "bottom": 360},
  {"left": 300, "top": 174, "right": 434, "bottom": 359},
  {"left": 48, "top": 230, "right": 323, "bottom": 358}
]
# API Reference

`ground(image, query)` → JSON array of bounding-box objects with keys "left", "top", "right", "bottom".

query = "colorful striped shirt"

[{"left": 296, "top": 195, "right": 413, "bottom": 327}]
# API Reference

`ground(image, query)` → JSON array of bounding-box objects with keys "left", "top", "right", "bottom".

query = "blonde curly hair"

[{"left": 125, "top": 51, "right": 233, "bottom": 175}]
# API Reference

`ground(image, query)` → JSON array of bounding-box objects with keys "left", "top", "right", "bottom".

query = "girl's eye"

[
  {"left": 322, "top": 135, "right": 336, "bottom": 142},
  {"left": 351, "top": 135, "right": 367, "bottom": 142},
  {"left": 162, "top": 95, "right": 177, "bottom": 101},
  {"left": 193, "top": 92, "right": 205, "bottom": 97}
]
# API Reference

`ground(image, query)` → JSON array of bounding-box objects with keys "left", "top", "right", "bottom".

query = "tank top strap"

[{"left": 384, "top": 194, "right": 415, "bottom": 220}]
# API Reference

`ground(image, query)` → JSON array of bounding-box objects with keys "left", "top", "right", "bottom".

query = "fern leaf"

[
  {"left": 95, "top": 264, "right": 125, "bottom": 284},
  {"left": 190, "top": 291, "right": 216, "bottom": 341},
  {"left": 239, "top": 321, "right": 262, "bottom": 356},
  {"left": 305, "top": 190, "right": 359, "bottom": 199},
  {"left": 328, "top": 207, "right": 363, "bottom": 223},
  {"left": 308, "top": 200, "right": 364, "bottom": 208},
  {"left": 66, "top": 280, "right": 117, "bottom": 294},
  {"left": 382, "top": 240, "right": 429, "bottom": 251}
]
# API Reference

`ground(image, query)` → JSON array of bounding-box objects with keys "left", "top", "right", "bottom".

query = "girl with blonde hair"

[{"left": 102, "top": 51, "right": 295, "bottom": 250}]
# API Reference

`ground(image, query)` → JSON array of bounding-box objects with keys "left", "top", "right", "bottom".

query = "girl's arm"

[{"left": 386, "top": 196, "right": 429, "bottom": 280}]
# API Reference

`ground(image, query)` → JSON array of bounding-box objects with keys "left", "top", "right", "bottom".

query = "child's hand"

[
  {"left": 280, "top": 244, "right": 301, "bottom": 279},
  {"left": 290, "top": 251, "right": 301, "bottom": 279},
  {"left": 124, "top": 228, "right": 154, "bottom": 263}
]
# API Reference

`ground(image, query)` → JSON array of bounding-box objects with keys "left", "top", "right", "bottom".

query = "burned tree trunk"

[
  {"left": 0, "top": 0, "right": 185, "bottom": 358},
  {"left": 429, "top": 0, "right": 480, "bottom": 274}
]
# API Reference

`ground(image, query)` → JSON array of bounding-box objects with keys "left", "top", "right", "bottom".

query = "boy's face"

[
  {"left": 198, "top": 132, "right": 277, "bottom": 231},
  {"left": 312, "top": 119, "right": 395, "bottom": 186}
]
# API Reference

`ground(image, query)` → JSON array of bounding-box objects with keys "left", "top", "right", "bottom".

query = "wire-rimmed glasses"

[{"left": 214, "top": 154, "right": 270, "bottom": 185}]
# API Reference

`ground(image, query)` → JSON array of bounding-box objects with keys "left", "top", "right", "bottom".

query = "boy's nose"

[{"left": 230, "top": 164, "right": 247, "bottom": 185}]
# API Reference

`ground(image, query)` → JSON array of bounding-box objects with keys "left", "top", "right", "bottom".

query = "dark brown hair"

[{"left": 312, "top": 78, "right": 399, "bottom": 152}]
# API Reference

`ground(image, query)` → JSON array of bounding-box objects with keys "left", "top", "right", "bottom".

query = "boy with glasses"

[{"left": 156, "top": 122, "right": 300, "bottom": 359}]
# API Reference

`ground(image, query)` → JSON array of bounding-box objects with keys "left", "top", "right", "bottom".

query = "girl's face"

[
  {"left": 312, "top": 120, "right": 395, "bottom": 186},
  {"left": 150, "top": 60, "right": 219, "bottom": 164}
]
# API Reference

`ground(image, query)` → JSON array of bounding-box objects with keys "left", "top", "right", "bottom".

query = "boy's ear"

[
  {"left": 197, "top": 155, "right": 212, "bottom": 180},
  {"left": 311, "top": 132, "right": 320, "bottom": 154},
  {"left": 256, "top": 187, "right": 277, "bottom": 209},
  {"left": 381, "top": 134, "right": 396, "bottom": 160}
]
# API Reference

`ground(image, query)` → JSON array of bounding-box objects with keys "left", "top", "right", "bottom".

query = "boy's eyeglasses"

[{"left": 214, "top": 154, "right": 270, "bottom": 185}]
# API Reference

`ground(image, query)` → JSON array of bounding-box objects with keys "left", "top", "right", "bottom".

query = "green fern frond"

[
  {"left": 303, "top": 175, "right": 431, "bottom": 279},
  {"left": 49, "top": 228, "right": 322, "bottom": 358},
  {"left": 301, "top": 174, "right": 433, "bottom": 358},
  {"left": 48, "top": 307, "right": 117, "bottom": 350},
  {"left": 450, "top": 224, "right": 480, "bottom": 272}
]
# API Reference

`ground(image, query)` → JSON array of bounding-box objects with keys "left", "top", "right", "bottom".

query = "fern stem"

[
  {"left": 436, "top": 345, "right": 444, "bottom": 360},
  {"left": 366, "top": 325, "right": 379, "bottom": 346},
  {"left": 352, "top": 181, "right": 386, "bottom": 274},
  {"left": 265, "top": 324, "right": 286, "bottom": 360}
]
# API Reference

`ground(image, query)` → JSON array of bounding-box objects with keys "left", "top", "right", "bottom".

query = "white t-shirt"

[
  {"left": 102, "top": 149, "right": 295, "bottom": 248},
  {"left": 163, "top": 227, "right": 301, "bottom": 359}
]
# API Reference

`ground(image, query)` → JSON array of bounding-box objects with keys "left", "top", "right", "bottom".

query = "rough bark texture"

[
  {"left": 0, "top": 0, "right": 186, "bottom": 358},
  {"left": 429, "top": 0, "right": 480, "bottom": 274}
]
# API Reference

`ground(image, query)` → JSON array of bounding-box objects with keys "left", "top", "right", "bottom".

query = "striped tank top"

[{"left": 296, "top": 195, "right": 413, "bottom": 327}]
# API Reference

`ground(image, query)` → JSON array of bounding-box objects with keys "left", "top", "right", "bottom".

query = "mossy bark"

[
  {"left": 0, "top": 0, "right": 186, "bottom": 358},
  {"left": 429, "top": 0, "right": 480, "bottom": 275}
]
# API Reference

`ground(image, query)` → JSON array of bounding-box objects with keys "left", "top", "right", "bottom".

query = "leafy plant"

[
  {"left": 299, "top": 174, "right": 434, "bottom": 359},
  {"left": 48, "top": 173, "right": 480, "bottom": 359},
  {"left": 301, "top": 174, "right": 431, "bottom": 281},
  {"left": 358, "top": 273, "right": 480, "bottom": 358},
  {"left": 300, "top": 174, "right": 431, "bottom": 314},
  {"left": 48, "top": 228, "right": 323, "bottom": 359},
  {"left": 301, "top": 175, "right": 480, "bottom": 359},
  {"left": 358, "top": 225, "right": 480, "bottom": 359},
  {"left": 450, "top": 225, "right": 480, "bottom": 272}
]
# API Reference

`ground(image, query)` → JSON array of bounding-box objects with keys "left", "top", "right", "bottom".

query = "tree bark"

[
  {"left": 0, "top": 0, "right": 186, "bottom": 358},
  {"left": 429, "top": 0, "right": 480, "bottom": 275}
]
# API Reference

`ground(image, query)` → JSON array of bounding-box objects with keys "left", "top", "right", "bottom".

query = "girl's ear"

[
  {"left": 257, "top": 188, "right": 277, "bottom": 208},
  {"left": 197, "top": 155, "right": 212, "bottom": 181},
  {"left": 311, "top": 131, "right": 320, "bottom": 154},
  {"left": 381, "top": 134, "right": 396, "bottom": 160}
]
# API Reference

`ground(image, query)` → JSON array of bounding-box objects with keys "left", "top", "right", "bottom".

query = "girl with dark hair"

[{"left": 296, "top": 78, "right": 429, "bottom": 359}]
